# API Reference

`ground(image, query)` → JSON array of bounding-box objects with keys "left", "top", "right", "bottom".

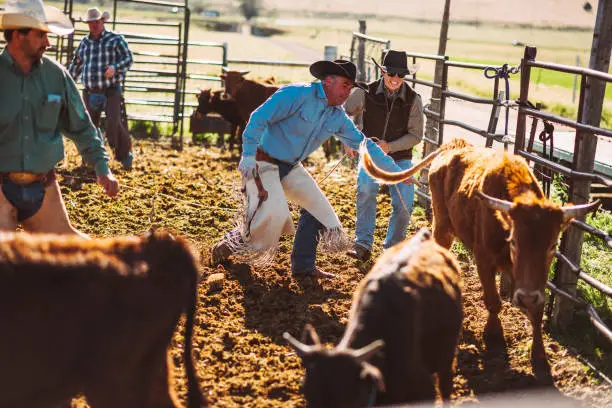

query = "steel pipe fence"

[
  {"left": 514, "top": 45, "right": 611, "bottom": 334},
  {"left": 55, "top": 0, "right": 232, "bottom": 149}
]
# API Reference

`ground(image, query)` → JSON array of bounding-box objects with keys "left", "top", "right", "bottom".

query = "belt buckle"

[{"left": 8, "top": 172, "right": 42, "bottom": 185}]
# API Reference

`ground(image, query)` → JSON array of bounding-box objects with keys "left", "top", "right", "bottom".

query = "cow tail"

[
  {"left": 360, "top": 144, "right": 441, "bottom": 184},
  {"left": 185, "top": 269, "right": 207, "bottom": 407}
]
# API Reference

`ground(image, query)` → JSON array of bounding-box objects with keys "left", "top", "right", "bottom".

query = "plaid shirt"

[{"left": 68, "top": 30, "right": 133, "bottom": 90}]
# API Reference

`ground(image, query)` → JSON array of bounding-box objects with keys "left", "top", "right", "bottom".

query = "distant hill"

[{"left": 262, "top": 0, "right": 597, "bottom": 29}]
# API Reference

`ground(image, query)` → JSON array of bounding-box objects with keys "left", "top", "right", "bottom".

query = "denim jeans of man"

[
  {"left": 83, "top": 86, "right": 132, "bottom": 165},
  {"left": 355, "top": 158, "right": 414, "bottom": 251},
  {"left": 291, "top": 209, "right": 325, "bottom": 274}
]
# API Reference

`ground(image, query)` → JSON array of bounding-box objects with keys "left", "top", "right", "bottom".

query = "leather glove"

[{"left": 238, "top": 155, "right": 257, "bottom": 179}]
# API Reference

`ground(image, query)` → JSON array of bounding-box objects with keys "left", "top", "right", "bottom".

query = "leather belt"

[
  {"left": 86, "top": 88, "right": 106, "bottom": 94},
  {"left": 0, "top": 170, "right": 55, "bottom": 186},
  {"left": 256, "top": 149, "right": 291, "bottom": 166}
]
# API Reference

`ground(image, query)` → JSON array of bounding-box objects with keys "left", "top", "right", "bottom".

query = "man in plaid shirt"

[{"left": 68, "top": 7, "right": 134, "bottom": 170}]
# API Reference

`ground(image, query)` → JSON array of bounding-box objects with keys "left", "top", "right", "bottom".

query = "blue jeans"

[
  {"left": 291, "top": 209, "right": 324, "bottom": 274},
  {"left": 1, "top": 180, "right": 46, "bottom": 221},
  {"left": 355, "top": 159, "right": 414, "bottom": 251}
]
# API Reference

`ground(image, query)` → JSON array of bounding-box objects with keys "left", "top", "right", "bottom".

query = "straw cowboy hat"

[
  {"left": 0, "top": 0, "right": 74, "bottom": 35},
  {"left": 310, "top": 59, "right": 367, "bottom": 89},
  {"left": 83, "top": 7, "right": 110, "bottom": 23}
]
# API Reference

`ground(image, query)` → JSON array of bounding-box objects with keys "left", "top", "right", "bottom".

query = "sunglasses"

[{"left": 384, "top": 69, "right": 408, "bottom": 78}]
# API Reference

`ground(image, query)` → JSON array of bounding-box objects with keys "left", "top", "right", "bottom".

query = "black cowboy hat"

[
  {"left": 310, "top": 59, "right": 367, "bottom": 89},
  {"left": 372, "top": 50, "right": 418, "bottom": 76}
]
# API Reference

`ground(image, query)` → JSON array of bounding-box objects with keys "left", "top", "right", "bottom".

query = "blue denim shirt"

[{"left": 242, "top": 81, "right": 402, "bottom": 172}]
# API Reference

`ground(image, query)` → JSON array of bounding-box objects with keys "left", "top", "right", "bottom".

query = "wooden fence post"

[
  {"left": 418, "top": 0, "right": 450, "bottom": 208},
  {"left": 357, "top": 20, "right": 366, "bottom": 82},
  {"left": 553, "top": 0, "right": 612, "bottom": 327}
]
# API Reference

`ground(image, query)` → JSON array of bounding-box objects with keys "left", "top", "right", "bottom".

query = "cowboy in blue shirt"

[{"left": 211, "top": 59, "right": 404, "bottom": 278}]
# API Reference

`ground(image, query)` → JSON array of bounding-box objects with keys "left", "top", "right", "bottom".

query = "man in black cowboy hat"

[
  {"left": 344, "top": 50, "right": 424, "bottom": 262},
  {"left": 211, "top": 59, "right": 405, "bottom": 279}
]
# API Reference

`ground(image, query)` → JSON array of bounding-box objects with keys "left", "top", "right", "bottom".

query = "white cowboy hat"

[
  {"left": 0, "top": 0, "right": 74, "bottom": 35},
  {"left": 83, "top": 7, "right": 110, "bottom": 22}
]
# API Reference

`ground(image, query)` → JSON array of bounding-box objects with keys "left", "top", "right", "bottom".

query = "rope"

[
  {"left": 317, "top": 152, "right": 349, "bottom": 184},
  {"left": 57, "top": 173, "right": 240, "bottom": 213},
  {"left": 484, "top": 64, "right": 520, "bottom": 146}
]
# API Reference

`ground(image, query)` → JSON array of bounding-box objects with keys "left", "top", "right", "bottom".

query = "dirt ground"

[{"left": 61, "top": 139, "right": 611, "bottom": 407}]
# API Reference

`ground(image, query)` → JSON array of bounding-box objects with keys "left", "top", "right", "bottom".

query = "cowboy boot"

[{"left": 346, "top": 244, "right": 371, "bottom": 262}]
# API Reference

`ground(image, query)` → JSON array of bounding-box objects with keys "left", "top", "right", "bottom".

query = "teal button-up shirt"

[
  {"left": 0, "top": 48, "right": 110, "bottom": 175},
  {"left": 242, "top": 81, "right": 402, "bottom": 172}
]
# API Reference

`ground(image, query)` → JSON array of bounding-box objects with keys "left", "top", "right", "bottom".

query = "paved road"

[{"left": 415, "top": 84, "right": 611, "bottom": 176}]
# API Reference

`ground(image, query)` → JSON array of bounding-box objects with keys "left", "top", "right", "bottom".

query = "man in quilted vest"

[{"left": 344, "top": 50, "right": 424, "bottom": 261}]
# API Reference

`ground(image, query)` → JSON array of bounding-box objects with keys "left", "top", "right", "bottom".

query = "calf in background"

[
  {"left": 195, "top": 88, "right": 244, "bottom": 152},
  {"left": 220, "top": 69, "right": 279, "bottom": 123}
]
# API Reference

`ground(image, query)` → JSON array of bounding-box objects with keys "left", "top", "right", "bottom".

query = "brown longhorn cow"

[
  {"left": 0, "top": 230, "right": 207, "bottom": 407},
  {"left": 285, "top": 228, "right": 462, "bottom": 407},
  {"left": 360, "top": 138, "right": 599, "bottom": 379}
]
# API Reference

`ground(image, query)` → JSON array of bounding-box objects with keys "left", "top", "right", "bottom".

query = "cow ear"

[
  {"left": 220, "top": 74, "right": 226, "bottom": 79},
  {"left": 360, "top": 362, "right": 385, "bottom": 392},
  {"left": 300, "top": 324, "right": 321, "bottom": 346}
]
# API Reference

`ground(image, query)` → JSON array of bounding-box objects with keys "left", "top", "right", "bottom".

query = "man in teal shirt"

[{"left": 0, "top": 0, "right": 119, "bottom": 236}]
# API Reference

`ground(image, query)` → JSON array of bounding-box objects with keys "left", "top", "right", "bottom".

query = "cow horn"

[
  {"left": 221, "top": 66, "right": 229, "bottom": 73},
  {"left": 475, "top": 191, "right": 513, "bottom": 214},
  {"left": 301, "top": 324, "right": 321, "bottom": 346},
  {"left": 240, "top": 70, "right": 250, "bottom": 76},
  {"left": 351, "top": 339, "right": 384, "bottom": 362},
  {"left": 283, "top": 332, "right": 315, "bottom": 357},
  {"left": 561, "top": 199, "right": 600, "bottom": 222}
]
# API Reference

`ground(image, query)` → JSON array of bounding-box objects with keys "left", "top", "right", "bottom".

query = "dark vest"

[{"left": 362, "top": 80, "right": 417, "bottom": 161}]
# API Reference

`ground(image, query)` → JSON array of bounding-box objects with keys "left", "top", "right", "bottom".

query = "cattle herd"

[{"left": 0, "top": 72, "right": 601, "bottom": 407}]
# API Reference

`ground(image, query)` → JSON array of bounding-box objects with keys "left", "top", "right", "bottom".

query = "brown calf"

[
  {"left": 0, "top": 230, "right": 207, "bottom": 407},
  {"left": 220, "top": 70, "right": 279, "bottom": 123},
  {"left": 195, "top": 88, "right": 244, "bottom": 152},
  {"left": 360, "top": 138, "right": 599, "bottom": 378},
  {"left": 285, "top": 228, "right": 462, "bottom": 407}
]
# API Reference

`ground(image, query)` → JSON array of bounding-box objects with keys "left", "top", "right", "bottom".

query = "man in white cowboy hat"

[
  {"left": 344, "top": 50, "right": 424, "bottom": 262},
  {"left": 0, "top": 0, "right": 119, "bottom": 236},
  {"left": 68, "top": 7, "right": 134, "bottom": 170},
  {"left": 211, "top": 59, "right": 407, "bottom": 279}
]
